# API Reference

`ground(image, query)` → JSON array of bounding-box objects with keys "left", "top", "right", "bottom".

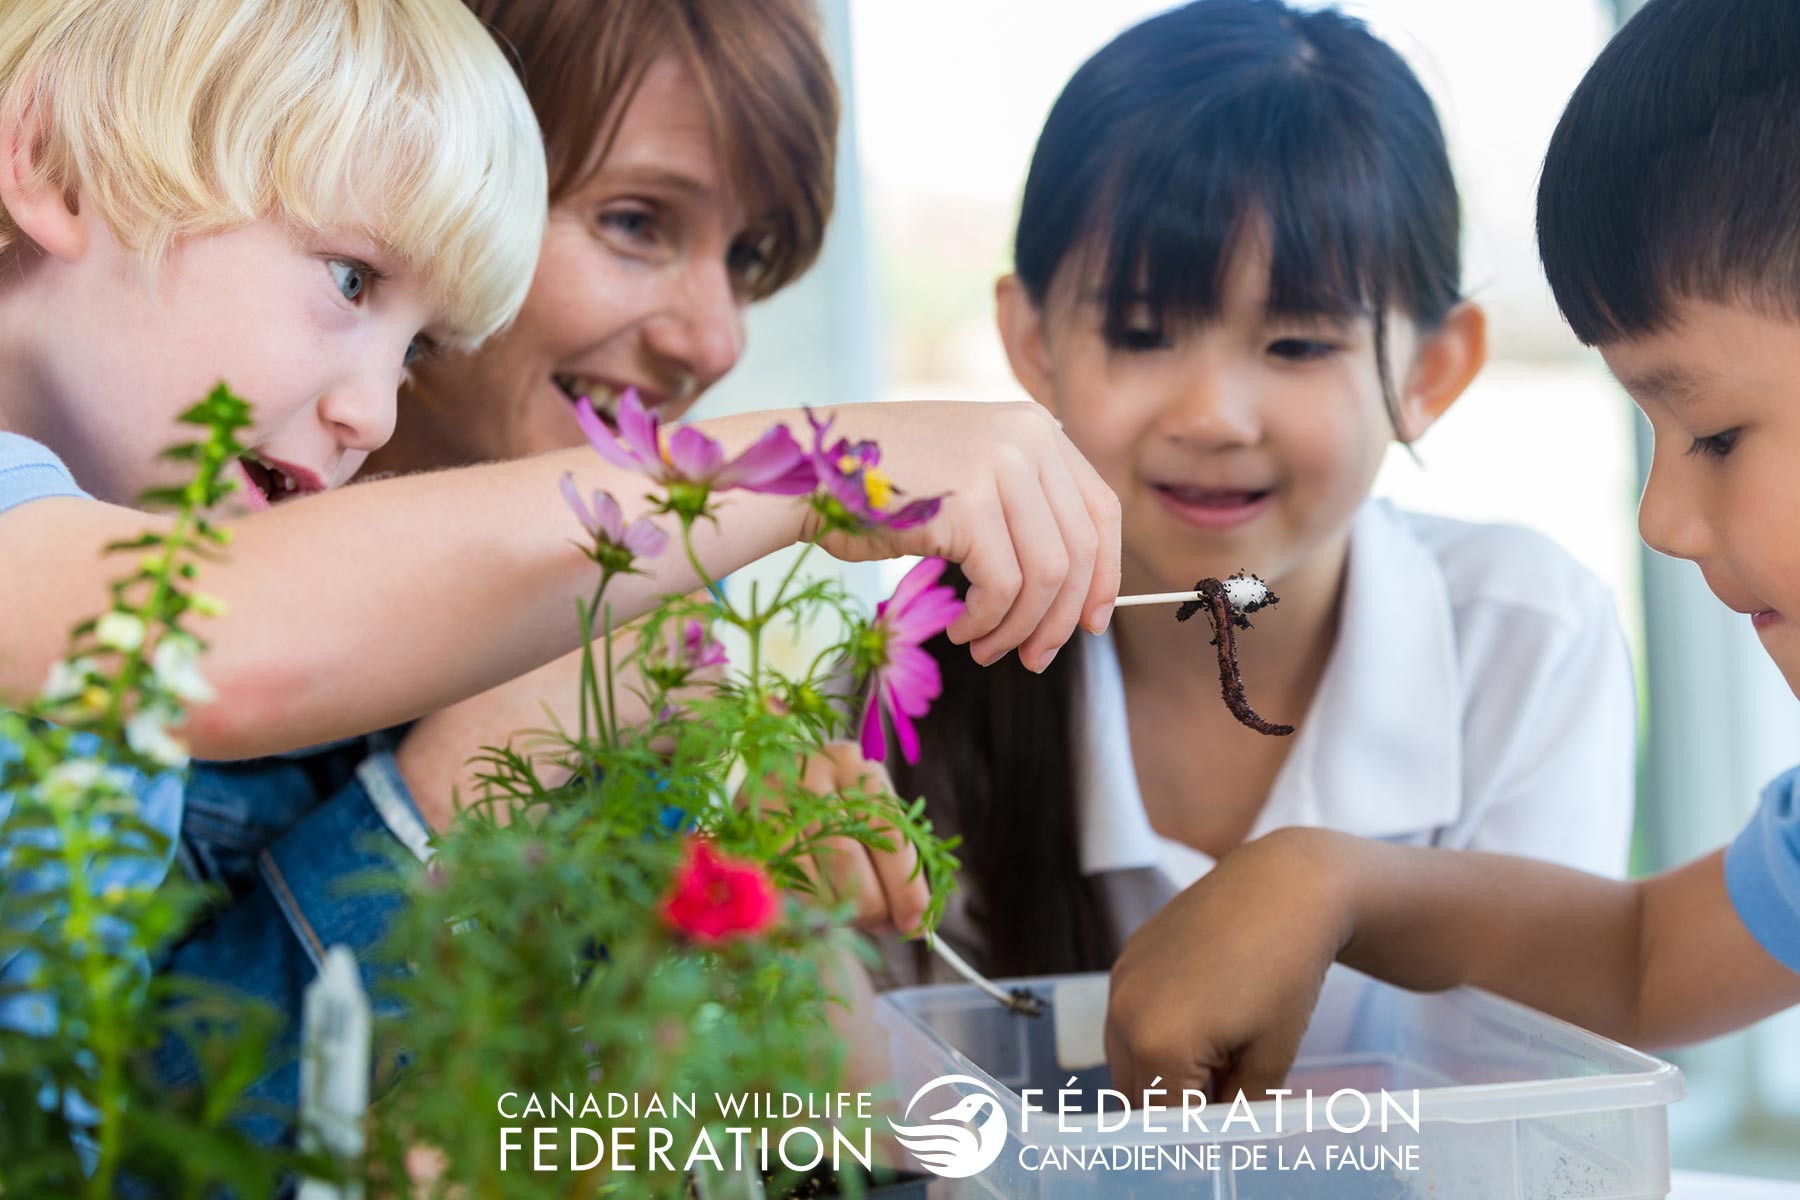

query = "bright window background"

[{"left": 698, "top": 1, "right": 1800, "bottom": 1176}]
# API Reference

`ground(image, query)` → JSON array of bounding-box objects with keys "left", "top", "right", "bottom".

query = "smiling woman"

[
  {"left": 350, "top": 0, "right": 842, "bottom": 824},
  {"left": 365, "top": 0, "right": 838, "bottom": 475}
]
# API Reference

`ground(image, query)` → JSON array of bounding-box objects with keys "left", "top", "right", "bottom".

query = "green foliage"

[
  {"left": 364, "top": 488, "right": 959, "bottom": 1199},
  {"left": 1, "top": 393, "right": 960, "bottom": 1199},
  {"left": 0, "top": 385, "right": 314, "bottom": 1198}
]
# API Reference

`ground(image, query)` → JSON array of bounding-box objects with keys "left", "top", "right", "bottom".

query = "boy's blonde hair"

[{"left": 0, "top": 0, "right": 546, "bottom": 347}]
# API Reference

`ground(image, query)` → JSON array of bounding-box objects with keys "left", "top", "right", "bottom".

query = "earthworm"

[{"left": 1176, "top": 575, "right": 1295, "bottom": 737}]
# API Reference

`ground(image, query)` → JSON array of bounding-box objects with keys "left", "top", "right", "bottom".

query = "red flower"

[{"left": 660, "top": 838, "right": 779, "bottom": 944}]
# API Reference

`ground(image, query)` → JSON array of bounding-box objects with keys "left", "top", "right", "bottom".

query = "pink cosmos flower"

[
  {"left": 573, "top": 388, "right": 814, "bottom": 495},
  {"left": 680, "top": 620, "right": 728, "bottom": 671},
  {"left": 859, "top": 557, "right": 964, "bottom": 764},
  {"left": 559, "top": 475, "right": 669, "bottom": 565},
  {"left": 806, "top": 411, "right": 942, "bottom": 531},
  {"left": 660, "top": 837, "right": 780, "bottom": 944}
]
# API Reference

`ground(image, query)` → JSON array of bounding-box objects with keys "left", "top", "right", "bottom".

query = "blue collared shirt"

[{"left": 1725, "top": 765, "right": 1800, "bottom": 974}]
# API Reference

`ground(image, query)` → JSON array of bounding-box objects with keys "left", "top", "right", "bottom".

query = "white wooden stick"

[
  {"left": 928, "top": 934, "right": 1044, "bottom": 1016},
  {"left": 1112, "top": 590, "right": 1204, "bottom": 608},
  {"left": 1116, "top": 577, "right": 1273, "bottom": 612}
]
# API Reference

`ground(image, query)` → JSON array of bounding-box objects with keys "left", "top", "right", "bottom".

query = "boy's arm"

[
  {"left": 1, "top": 402, "right": 1119, "bottom": 760},
  {"left": 1104, "top": 830, "right": 1800, "bottom": 1102}
]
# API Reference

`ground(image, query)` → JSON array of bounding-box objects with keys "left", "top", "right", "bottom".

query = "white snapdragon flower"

[
  {"left": 39, "top": 759, "right": 135, "bottom": 808},
  {"left": 41, "top": 657, "right": 99, "bottom": 704},
  {"left": 125, "top": 708, "right": 189, "bottom": 770},
  {"left": 151, "top": 635, "right": 217, "bottom": 705},
  {"left": 95, "top": 612, "right": 147, "bottom": 654}
]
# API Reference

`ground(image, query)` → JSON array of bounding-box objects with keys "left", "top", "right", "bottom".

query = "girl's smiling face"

[
  {"left": 378, "top": 55, "right": 766, "bottom": 473},
  {"left": 999, "top": 236, "right": 1484, "bottom": 600},
  {"left": 1610, "top": 300, "right": 1800, "bottom": 695}
]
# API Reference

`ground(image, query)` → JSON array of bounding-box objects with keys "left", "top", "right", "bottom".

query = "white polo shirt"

[{"left": 888, "top": 498, "right": 1637, "bottom": 989}]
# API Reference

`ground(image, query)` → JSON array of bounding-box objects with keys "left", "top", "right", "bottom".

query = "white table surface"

[{"left": 1673, "top": 1170, "right": 1800, "bottom": 1198}]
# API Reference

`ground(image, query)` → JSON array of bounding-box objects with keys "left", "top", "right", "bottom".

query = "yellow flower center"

[{"left": 862, "top": 466, "right": 894, "bottom": 511}]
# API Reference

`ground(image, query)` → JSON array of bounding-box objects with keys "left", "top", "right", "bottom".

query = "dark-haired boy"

[{"left": 1102, "top": 0, "right": 1800, "bottom": 1102}]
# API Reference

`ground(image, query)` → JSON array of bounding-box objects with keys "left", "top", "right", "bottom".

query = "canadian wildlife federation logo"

[{"left": 887, "top": 1074, "right": 1008, "bottom": 1179}]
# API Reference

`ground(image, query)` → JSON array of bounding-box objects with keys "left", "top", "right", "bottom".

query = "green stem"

[
  {"left": 748, "top": 580, "right": 761, "bottom": 696},
  {"left": 763, "top": 538, "right": 819, "bottom": 619},
  {"left": 602, "top": 600, "right": 620, "bottom": 747},
  {"left": 679, "top": 517, "right": 744, "bottom": 626},
  {"left": 56, "top": 808, "right": 123, "bottom": 1199}
]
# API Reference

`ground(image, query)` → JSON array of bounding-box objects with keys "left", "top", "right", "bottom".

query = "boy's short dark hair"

[{"left": 1538, "top": 0, "right": 1800, "bottom": 346}]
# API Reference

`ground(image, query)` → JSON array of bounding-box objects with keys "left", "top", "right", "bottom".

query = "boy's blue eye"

[
  {"left": 1267, "top": 338, "right": 1338, "bottom": 362},
  {"left": 1686, "top": 428, "right": 1741, "bottom": 459},
  {"left": 328, "top": 259, "right": 369, "bottom": 303}
]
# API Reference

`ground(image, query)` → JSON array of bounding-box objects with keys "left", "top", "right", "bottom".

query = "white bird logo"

[{"left": 887, "top": 1074, "right": 1008, "bottom": 1179}]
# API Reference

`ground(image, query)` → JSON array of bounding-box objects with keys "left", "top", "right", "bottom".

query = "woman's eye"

[
  {"left": 403, "top": 335, "right": 437, "bottom": 369},
  {"left": 728, "top": 237, "right": 772, "bottom": 289},
  {"left": 599, "top": 206, "right": 658, "bottom": 245},
  {"left": 1686, "top": 428, "right": 1741, "bottom": 459},
  {"left": 327, "top": 259, "right": 369, "bottom": 303},
  {"left": 1267, "top": 337, "right": 1338, "bottom": 362}
]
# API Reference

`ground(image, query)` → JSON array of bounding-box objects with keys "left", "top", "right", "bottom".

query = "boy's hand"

[
  {"left": 808, "top": 402, "right": 1120, "bottom": 674},
  {"left": 1105, "top": 828, "right": 1353, "bottom": 1102},
  {"left": 755, "top": 742, "right": 930, "bottom": 937}
]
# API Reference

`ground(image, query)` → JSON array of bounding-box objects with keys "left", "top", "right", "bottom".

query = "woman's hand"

[
  {"left": 808, "top": 401, "right": 1121, "bottom": 675},
  {"left": 761, "top": 741, "right": 930, "bottom": 936},
  {"left": 1104, "top": 828, "right": 1357, "bottom": 1103}
]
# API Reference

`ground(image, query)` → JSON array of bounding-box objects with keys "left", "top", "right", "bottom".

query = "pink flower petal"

[
  {"left": 714, "top": 426, "right": 813, "bottom": 493},
  {"left": 593, "top": 491, "right": 626, "bottom": 544},
  {"left": 667, "top": 425, "right": 726, "bottom": 480},
  {"left": 559, "top": 471, "right": 595, "bottom": 534},
  {"left": 885, "top": 590, "right": 964, "bottom": 646},
  {"left": 616, "top": 389, "right": 665, "bottom": 468},
  {"left": 572, "top": 401, "right": 646, "bottom": 472},
  {"left": 859, "top": 689, "right": 888, "bottom": 763},
  {"left": 623, "top": 519, "right": 669, "bottom": 558},
  {"left": 884, "top": 678, "right": 922, "bottom": 763},
  {"left": 884, "top": 496, "right": 943, "bottom": 529},
  {"left": 884, "top": 647, "right": 943, "bottom": 716},
  {"left": 886, "top": 557, "right": 949, "bottom": 614}
]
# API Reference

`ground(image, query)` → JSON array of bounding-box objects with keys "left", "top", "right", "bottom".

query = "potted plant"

[
  {"left": 352, "top": 393, "right": 962, "bottom": 1199},
  {"left": 1, "top": 389, "right": 963, "bottom": 1199}
]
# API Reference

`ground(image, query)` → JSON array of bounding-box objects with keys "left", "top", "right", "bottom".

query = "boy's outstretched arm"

[
  {"left": 1104, "top": 828, "right": 1800, "bottom": 1102},
  {"left": 1, "top": 402, "right": 1118, "bottom": 760}
]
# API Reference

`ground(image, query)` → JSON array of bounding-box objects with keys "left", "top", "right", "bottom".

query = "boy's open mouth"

[
  {"left": 554, "top": 375, "right": 624, "bottom": 434},
  {"left": 235, "top": 452, "right": 323, "bottom": 511}
]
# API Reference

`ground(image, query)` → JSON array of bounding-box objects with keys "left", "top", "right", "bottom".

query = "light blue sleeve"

[
  {"left": 1724, "top": 764, "right": 1800, "bottom": 975},
  {"left": 0, "top": 433, "right": 87, "bottom": 514}
]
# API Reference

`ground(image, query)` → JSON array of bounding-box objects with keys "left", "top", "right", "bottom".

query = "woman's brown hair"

[{"left": 463, "top": 0, "right": 838, "bottom": 299}]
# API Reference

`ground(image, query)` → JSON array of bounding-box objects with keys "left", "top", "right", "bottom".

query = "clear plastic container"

[{"left": 874, "top": 966, "right": 1684, "bottom": 1198}]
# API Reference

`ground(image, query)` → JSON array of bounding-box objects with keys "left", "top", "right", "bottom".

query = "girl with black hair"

[{"left": 878, "top": 0, "right": 1638, "bottom": 985}]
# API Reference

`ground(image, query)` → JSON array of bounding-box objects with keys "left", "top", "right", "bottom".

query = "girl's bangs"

[{"left": 1089, "top": 80, "right": 1398, "bottom": 344}]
